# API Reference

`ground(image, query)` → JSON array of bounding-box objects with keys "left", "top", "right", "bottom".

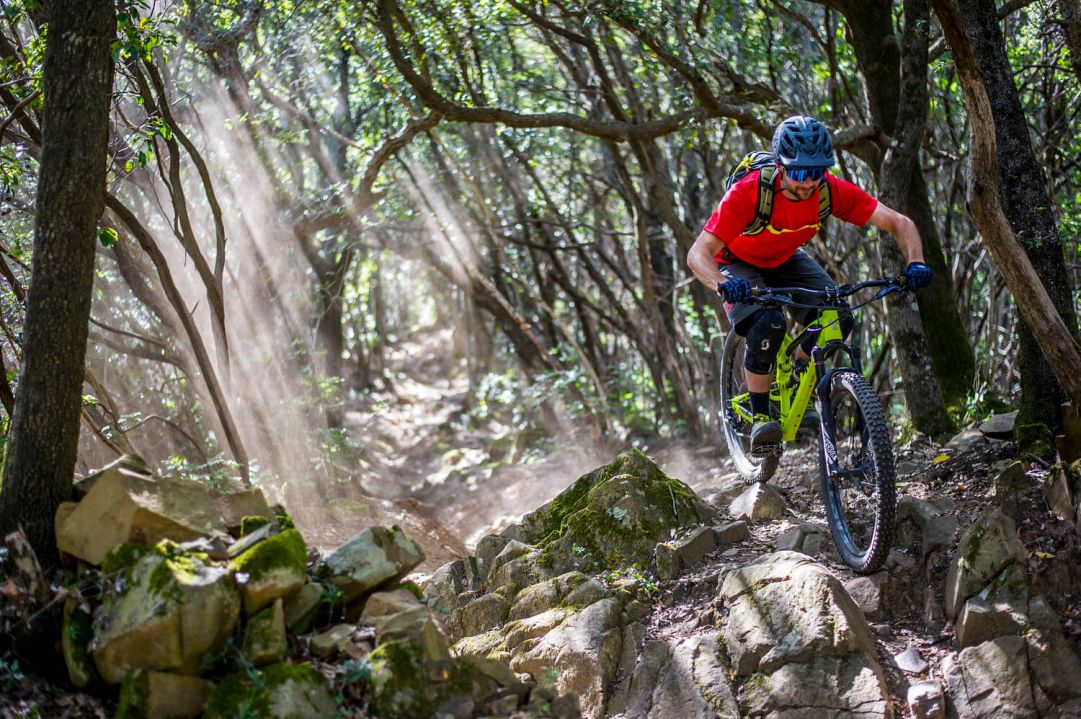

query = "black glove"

[
  {"left": 902, "top": 261, "right": 932, "bottom": 291},
  {"left": 719, "top": 277, "right": 751, "bottom": 303}
]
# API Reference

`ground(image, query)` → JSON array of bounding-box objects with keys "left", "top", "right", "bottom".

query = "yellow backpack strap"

[
  {"left": 744, "top": 165, "right": 777, "bottom": 236},
  {"left": 817, "top": 178, "right": 832, "bottom": 223}
]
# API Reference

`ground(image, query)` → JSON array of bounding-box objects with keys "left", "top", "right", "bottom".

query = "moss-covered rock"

[
  {"left": 203, "top": 662, "right": 337, "bottom": 719},
  {"left": 93, "top": 542, "right": 240, "bottom": 683},
  {"left": 62, "top": 598, "right": 98, "bottom": 688},
  {"left": 101, "top": 543, "right": 155, "bottom": 576},
  {"left": 243, "top": 599, "right": 287, "bottom": 666},
  {"left": 229, "top": 528, "right": 307, "bottom": 615},
  {"left": 369, "top": 638, "right": 507, "bottom": 719},
  {"left": 323, "top": 525, "right": 425, "bottom": 602},
  {"left": 239, "top": 515, "right": 271, "bottom": 537},
  {"left": 1016, "top": 422, "right": 1054, "bottom": 460},
  {"left": 517, "top": 450, "right": 718, "bottom": 573},
  {"left": 945, "top": 508, "right": 1028, "bottom": 619},
  {"left": 115, "top": 669, "right": 210, "bottom": 719},
  {"left": 214, "top": 488, "right": 274, "bottom": 536}
]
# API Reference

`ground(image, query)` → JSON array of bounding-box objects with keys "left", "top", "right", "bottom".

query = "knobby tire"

[{"left": 820, "top": 371, "right": 896, "bottom": 574}]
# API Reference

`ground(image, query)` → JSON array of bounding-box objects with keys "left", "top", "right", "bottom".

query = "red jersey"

[{"left": 703, "top": 171, "right": 878, "bottom": 269}]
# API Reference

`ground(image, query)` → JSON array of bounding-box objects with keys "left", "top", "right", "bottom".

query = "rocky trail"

[{"left": 3, "top": 329, "right": 1081, "bottom": 718}]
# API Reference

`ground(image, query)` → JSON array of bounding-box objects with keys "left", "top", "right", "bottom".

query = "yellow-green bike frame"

[{"left": 728, "top": 309, "right": 845, "bottom": 442}]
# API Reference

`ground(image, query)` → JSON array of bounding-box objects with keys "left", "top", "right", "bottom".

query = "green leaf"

[{"left": 97, "top": 227, "right": 118, "bottom": 247}]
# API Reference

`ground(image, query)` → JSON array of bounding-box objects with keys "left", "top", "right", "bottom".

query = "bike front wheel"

[
  {"left": 720, "top": 331, "right": 779, "bottom": 484},
  {"left": 819, "top": 370, "right": 896, "bottom": 573}
]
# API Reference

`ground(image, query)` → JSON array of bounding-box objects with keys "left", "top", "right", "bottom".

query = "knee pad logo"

[{"left": 760, "top": 339, "right": 770, "bottom": 351}]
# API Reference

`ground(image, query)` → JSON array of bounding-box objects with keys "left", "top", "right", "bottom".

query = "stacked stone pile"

[{"left": 49, "top": 455, "right": 577, "bottom": 719}]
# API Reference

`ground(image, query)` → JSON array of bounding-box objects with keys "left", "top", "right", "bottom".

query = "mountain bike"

[{"left": 719, "top": 277, "right": 908, "bottom": 573}]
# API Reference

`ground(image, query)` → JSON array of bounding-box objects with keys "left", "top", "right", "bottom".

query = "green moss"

[
  {"left": 240, "top": 515, "right": 270, "bottom": 537},
  {"left": 62, "top": 600, "right": 98, "bottom": 687},
  {"left": 1016, "top": 422, "right": 1054, "bottom": 460},
  {"left": 527, "top": 450, "right": 705, "bottom": 563},
  {"left": 368, "top": 641, "right": 434, "bottom": 719},
  {"left": 243, "top": 602, "right": 284, "bottom": 663},
  {"left": 230, "top": 529, "right": 307, "bottom": 582},
  {"left": 138, "top": 542, "right": 210, "bottom": 600},
  {"left": 395, "top": 580, "right": 425, "bottom": 601},
  {"left": 203, "top": 662, "right": 324, "bottom": 719},
  {"left": 369, "top": 640, "right": 498, "bottom": 719},
  {"left": 114, "top": 670, "right": 148, "bottom": 719},
  {"left": 101, "top": 543, "right": 154, "bottom": 575},
  {"left": 203, "top": 670, "right": 270, "bottom": 718}
]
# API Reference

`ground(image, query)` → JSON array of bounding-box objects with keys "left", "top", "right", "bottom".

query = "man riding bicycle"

[{"left": 687, "top": 115, "right": 932, "bottom": 457}]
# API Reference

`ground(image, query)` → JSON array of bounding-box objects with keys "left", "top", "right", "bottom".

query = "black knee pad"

[{"left": 743, "top": 308, "right": 786, "bottom": 374}]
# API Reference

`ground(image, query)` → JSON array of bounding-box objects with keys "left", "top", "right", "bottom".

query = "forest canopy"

[{"left": 0, "top": 0, "right": 1076, "bottom": 505}]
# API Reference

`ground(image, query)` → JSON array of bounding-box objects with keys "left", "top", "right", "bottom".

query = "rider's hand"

[
  {"left": 902, "top": 262, "right": 932, "bottom": 291},
  {"left": 718, "top": 277, "right": 751, "bottom": 303}
]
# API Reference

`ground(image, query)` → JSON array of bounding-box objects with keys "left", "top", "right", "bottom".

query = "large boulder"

[
  {"left": 719, "top": 552, "right": 890, "bottom": 717},
  {"left": 323, "top": 525, "right": 425, "bottom": 602},
  {"left": 93, "top": 542, "right": 240, "bottom": 684},
  {"left": 609, "top": 636, "right": 739, "bottom": 719},
  {"left": 510, "top": 598, "right": 624, "bottom": 719},
  {"left": 57, "top": 464, "right": 227, "bottom": 565},
  {"left": 516, "top": 449, "right": 718, "bottom": 574},
  {"left": 945, "top": 508, "right": 1027, "bottom": 619},
  {"left": 943, "top": 631, "right": 1081, "bottom": 718}
]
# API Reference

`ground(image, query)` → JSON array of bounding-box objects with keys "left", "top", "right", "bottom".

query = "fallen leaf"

[
  {"left": 1034, "top": 551, "right": 1056, "bottom": 559},
  {"left": 932, "top": 454, "right": 950, "bottom": 463}
]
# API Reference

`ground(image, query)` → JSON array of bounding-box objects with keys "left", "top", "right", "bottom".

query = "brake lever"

[{"left": 873, "top": 285, "right": 902, "bottom": 300}]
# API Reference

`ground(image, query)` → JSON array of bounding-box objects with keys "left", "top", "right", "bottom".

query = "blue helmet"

[{"left": 772, "top": 115, "right": 836, "bottom": 169}]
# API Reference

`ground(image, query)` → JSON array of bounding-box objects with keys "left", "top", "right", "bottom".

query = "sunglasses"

[{"left": 785, "top": 167, "right": 828, "bottom": 182}]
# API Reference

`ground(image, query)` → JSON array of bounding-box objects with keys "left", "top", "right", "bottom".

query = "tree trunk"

[
  {"left": 0, "top": 1, "right": 116, "bottom": 562},
  {"left": 932, "top": 0, "right": 1081, "bottom": 414},
  {"left": 1058, "top": 0, "right": 1081, "bottom": 86},
  {"left": 953, "top": 0, "right": 1081, "bottom": 428},
  {"left": 833, "top": 0, "right": 975, "bottom": 412},
  {"left": 876, "top": 0, "right": 954, "bottom": 435}
]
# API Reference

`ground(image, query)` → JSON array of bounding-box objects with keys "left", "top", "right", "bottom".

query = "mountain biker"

[{"left": 687, "top": 115, "right": 932, "bottom": 457}]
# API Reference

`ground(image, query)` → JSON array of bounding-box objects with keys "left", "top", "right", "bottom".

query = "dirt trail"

[{"left": 291, "top": 329, "right": 614, "bottom": 570}]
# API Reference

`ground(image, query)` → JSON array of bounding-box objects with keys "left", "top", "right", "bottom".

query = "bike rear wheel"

[
  {"left": 819, "top": 370, "right": 896, "bottom": 573},
  {"left": 720, "top": 331, "right": 779, "bottom": 484}
]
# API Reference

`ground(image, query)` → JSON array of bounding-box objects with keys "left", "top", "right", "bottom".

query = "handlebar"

[{"left": 745, "top": 277, "right": 907, "bottom": 308}]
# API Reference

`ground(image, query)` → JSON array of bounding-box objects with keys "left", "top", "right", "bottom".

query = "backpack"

[{"left": 724, "top": 150, "right": 832, "bottom": 235}]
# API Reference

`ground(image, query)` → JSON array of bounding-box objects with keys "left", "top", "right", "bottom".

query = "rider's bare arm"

[
  {"left": 866, "top": 202, "right": 926, "bottom": 265},
  {"left": 688, "top": 229, "right": 730, "bottom": 292}
]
